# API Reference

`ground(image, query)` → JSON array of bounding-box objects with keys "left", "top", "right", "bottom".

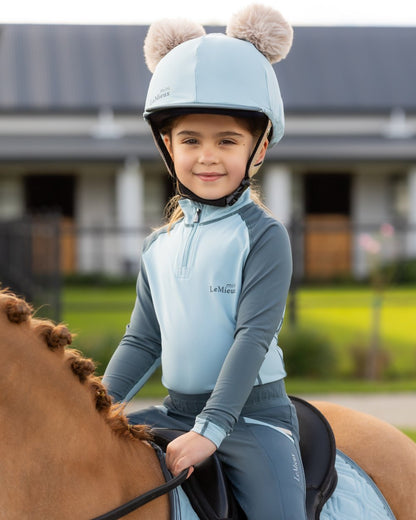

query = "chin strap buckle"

[{"left": 225, "top": 178, "right": 251, "bottom": 206}]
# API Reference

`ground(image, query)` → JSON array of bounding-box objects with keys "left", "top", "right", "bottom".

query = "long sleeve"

[{"left": 103, "top": 252, "right": 162, "bottom": 403}]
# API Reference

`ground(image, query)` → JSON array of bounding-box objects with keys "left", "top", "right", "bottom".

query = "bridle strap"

[{"left": 90, "top": 468, "right": 188, "bottom": 520}]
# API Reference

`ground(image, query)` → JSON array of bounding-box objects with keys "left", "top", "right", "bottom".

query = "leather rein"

[{"left": 91, "top": 468, "right": 188, "bottom": 520}]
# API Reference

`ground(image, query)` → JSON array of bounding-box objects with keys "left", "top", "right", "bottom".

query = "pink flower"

[
  {"left": 359, "top": 233, "right": 381, "bottom": 255},
  {"left": 380, "top": 223, "right": 394, "bottom": 238}
]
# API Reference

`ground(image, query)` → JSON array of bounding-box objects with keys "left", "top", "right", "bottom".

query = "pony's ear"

[
  {"left": 144, "top": 19, "right": 206, "bottom": 73},
  {"left": 226, "top": 4, "right": 293, "bottom": 64}
]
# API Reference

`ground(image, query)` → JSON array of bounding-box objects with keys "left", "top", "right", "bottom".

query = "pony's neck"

[{"left": 0, "top": 303, "right": 169, "bottom": 520}]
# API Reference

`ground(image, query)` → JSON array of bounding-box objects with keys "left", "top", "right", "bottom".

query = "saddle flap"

[
  {"left": 290, "top": 396, "right": 338, "bottom": 520},
  {"left": 151, "top": 428, "right": 245, "bottom": 520}
]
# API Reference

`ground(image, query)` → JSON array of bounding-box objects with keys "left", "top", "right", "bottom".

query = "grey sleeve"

[
  {"left": 102, "top": 255, "right": 162, "bottom": 403},
  {"left": 193, "top": 217, "right": 292, "bottom": 444}
]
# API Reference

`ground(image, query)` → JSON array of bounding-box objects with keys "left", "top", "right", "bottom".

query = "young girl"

[{"left": 103, "top": 5, "right": 307, "bottom": 519}]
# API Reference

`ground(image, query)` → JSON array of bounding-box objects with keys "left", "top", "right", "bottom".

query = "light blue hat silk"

[{"left": 144, "top": 34, "right": 285, "bottom": 147}]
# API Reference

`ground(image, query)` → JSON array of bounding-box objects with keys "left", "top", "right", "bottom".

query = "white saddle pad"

[{"left": 321, "top": 450, "right": 396, "bottom": 520}]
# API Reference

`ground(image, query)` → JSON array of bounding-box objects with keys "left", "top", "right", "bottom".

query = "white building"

[{"left": 0, "top": 24, "right": 415, "bottom": 284}]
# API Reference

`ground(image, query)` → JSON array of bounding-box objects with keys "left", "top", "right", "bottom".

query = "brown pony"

[{"left": 0, "top": 288, "right": 415, "bottom": 520}]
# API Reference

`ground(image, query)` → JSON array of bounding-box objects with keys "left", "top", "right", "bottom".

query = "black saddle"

[{"left": 152, "top": 396, "right": 337, "bottom": 520}]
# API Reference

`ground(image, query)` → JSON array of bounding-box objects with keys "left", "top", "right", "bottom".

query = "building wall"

[
  {"left": 1, "top": 158, "right": 414, "bottom": 279},
  {"left": 0, "top": 173, "right": 24, "bottom": 219},
  {"left": 74, "top": 160, "right": 167, "bottom": 274},
  {"left": 76, "top": 166, "right": 117, "bottom": 272}
]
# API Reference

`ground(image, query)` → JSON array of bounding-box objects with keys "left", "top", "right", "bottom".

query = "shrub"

[
  {"left": 393, "top": 258, "right": 416, "bottom": 284},
  {"left": 280, "top": 326, "right": 338, "bottom": 378},
  {"left": 380, "top": 258, "right": 416, "bottom": 284},
  {"left": 349, "top": 342, "right": 391, "bottom": 380}
]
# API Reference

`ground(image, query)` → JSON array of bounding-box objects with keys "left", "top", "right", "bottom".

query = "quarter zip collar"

[{"left": 179, "top": 189, "right": 253, "bottom": 225}]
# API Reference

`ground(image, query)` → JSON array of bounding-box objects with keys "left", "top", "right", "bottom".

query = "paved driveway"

[
  {"left": 127, "top": 392, "right": 416, "bottom": 429},
  {"left": 300, "top": 393, "right": 416, "bottom": 429}
]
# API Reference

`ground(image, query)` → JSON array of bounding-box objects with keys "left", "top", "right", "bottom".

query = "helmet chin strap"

[
  {"left": 175, "top": 121, "right": 271, "bottom": 207},
  {"left": 176, "top": 177, "right": 250, "bottom": 207}
]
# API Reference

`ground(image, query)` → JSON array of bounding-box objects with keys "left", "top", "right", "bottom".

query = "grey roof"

[
  {"left": 278, "top": 26, "right": 416, "bottom": 113},
  {"left": 0, "top": 24, "right": 151, "bottom": 112},
  {"left": 0, "top": 24, "right": 415, "bottom": 114}
]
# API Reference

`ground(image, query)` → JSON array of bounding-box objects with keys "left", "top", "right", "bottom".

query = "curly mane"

[{"left": 0, "top": 289, "right": 151, "bottom": 442}]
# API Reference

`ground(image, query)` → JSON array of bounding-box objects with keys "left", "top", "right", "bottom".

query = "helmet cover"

[{"left": 143, "top": 4, "right": 293, "bottom": 147}]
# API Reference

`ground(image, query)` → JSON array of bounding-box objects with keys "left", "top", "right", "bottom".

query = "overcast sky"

[{"left": 2, "top": 0, "right": 416, "bottom": 26}]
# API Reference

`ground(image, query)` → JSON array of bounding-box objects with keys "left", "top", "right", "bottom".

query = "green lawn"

[
  {"left": 62, "top": 285, "right": 416, "bottom": 445},
  {"left": 62, "top": 284, "right": 416, "bottom": 382},
  {"left": 293, "top": 287, "right": 416, "bottom": 377},
  {"left": 403, "top": 430, "right": 416, "bottom": 442},
  {"left": 63, "top": 285, "right": 135, "bottom": 374}
]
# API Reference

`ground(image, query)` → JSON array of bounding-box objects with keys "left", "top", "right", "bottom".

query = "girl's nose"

[{"left": 198, "top": 145, "right": 218, "bottom": 164}]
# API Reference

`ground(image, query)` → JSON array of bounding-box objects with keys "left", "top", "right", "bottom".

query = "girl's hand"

[{"left": 166, "top": 431, "right": 216, "bottom": 477}]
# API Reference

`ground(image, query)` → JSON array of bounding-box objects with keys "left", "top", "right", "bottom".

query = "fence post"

[
  {"left": 0, "top": 216, "right": 62, "bottom": 322},
  {"left": 288, "top": 216, "right": 303, "bottom": 327}
]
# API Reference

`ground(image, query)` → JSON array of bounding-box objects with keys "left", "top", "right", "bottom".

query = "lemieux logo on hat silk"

[{"left": 150, "top": 87, "right": 170, "bottom": 106}]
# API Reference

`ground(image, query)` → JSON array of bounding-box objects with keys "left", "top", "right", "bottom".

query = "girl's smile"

[
  {"left": 196, "top": 173, "right": 225, "bottom": 182},
  {"left": 163, "top": 113, "right": 267, "bottom": 201}
]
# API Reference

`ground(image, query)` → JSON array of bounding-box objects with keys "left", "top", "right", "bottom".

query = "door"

[
  {"left": 24, "top": 174, "right": 76, "bottom": 274},
  {"left": 304, "top": 173, "right": 352, "bottom": 279}
]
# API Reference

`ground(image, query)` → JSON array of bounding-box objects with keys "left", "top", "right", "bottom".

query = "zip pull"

[{"left": 193, "top": 208, "right": 201, "bottom": 223}]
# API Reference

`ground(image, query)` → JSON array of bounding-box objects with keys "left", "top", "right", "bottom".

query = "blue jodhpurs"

[{"left": 127, "top": 380, "right": 307, "bottom": 520}]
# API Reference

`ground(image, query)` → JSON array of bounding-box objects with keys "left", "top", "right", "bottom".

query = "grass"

[
  {"left": 114, "top": 374, "right": 416, "bottom": 399},
  {"left": 63, "top": 285, "right": 135, "bottom": 374},
  {"left": 132, "top": 374, "right": 416, "bottom": 397},
  {"left": 292, "top": 286, "right": 416, "bottom": 377},
  {"left": 402, "top": 430, "right": 416, "bottom": 442},
  {"left": 285, "top": 378, "right": 416, "bottom": 394},
  {"left": 62, "top": 285, "right": 416, "bottom": 445},
  {"left": 62, "top": 283, "right": 416, "bottom": 384}
]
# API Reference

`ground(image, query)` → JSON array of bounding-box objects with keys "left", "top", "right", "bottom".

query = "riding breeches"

[{"left": 127, "top": 380, "right": 307, "bottom": 520}]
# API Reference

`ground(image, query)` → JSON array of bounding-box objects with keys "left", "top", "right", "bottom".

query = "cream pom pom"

[
  {"left": 226, "top": 4, "right": 293, "bottom": 63},
  {"left": 144, "top": 19, "right": 206, "bottom": 73}
]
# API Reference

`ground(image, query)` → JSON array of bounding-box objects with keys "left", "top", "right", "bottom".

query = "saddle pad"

[
  {"left": 321, "top": 450, "right": 396, "bottom": 520},
  {"left": 173, "top": 486, "right": 200, "bottom": 520},
  {"left": 173, "top": 449, "right": 396, "bottom": 520},
  {"left": 155, "top": 448, "right": 198, "bottom": 520}
]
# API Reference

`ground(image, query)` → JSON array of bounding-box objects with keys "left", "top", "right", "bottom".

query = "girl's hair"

[{"left": 160, "top": 112, "right": 270, "bottom": 228}]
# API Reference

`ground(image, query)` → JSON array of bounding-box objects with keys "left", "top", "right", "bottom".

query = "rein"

[{"left": 91, "top": 468, "right": 188, "bottom": 520}]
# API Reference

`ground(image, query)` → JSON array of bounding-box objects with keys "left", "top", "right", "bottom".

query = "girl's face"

[{"left": 163, "top": 113, "right": 268, "bottom": 201}]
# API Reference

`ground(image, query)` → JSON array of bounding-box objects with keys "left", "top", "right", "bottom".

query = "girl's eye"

[
  {"left": 220, "top": 139, "right": 236, "bottom": 145},
  {"left": 183, "top": 138, "right": 198, "bottom": 145}
]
